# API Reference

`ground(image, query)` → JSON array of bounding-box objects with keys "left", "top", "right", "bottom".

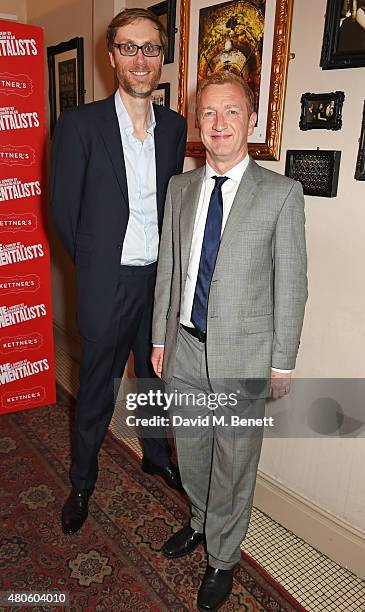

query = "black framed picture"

[
  {"left": 355, "top": 101, "right": 365, "bottom": 180},
  {"left": 321, "top": 0, "right": 365, "bottom": 69},
  {"left": 299, "top": 91, "right": 345, "bottom": 131},
  {"left": 149, "top": 0, "right": 177, "bottom": 64},
  {"left": 285, "top": 150, "right": 341, "bottom": 197},
  {"left": 47, "top": 37, "right": 85, "bottom": 136},
  {"left": 151, "top": 82, "right": 170, "bottom": 108}
]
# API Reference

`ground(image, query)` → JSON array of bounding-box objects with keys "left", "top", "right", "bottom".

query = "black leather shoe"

[
  {"left": 142, "top": 457, "right": 184, "bottom": 492},
  {"left": 197, "top": 565, "right": 234, "bottom": 611},
  {"left": 162, "top": 525, "right": 204, "bottom": 559},
  {"left": 61, "top": 487, "right": 93, "bottom": 535}
]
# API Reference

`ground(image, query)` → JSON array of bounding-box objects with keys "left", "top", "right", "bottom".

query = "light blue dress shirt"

[{"left": 114, "top": 91, "right": 159, "bottom": 265}]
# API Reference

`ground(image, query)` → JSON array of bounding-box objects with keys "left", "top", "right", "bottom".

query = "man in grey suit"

[{"left": 151, "top": 71, "right": 307, "bottom": 611}]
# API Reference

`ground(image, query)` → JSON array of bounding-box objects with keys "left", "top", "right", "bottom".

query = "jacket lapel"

[
  {"left": 219, "top": 158, "right": 262, "bottom": 252},
  {"left": 97, "top": 94, "right": 128, "bottom": 206},
  {"left": 153, "top": 105, "right": 169, "bottom": 229},
  {"left": 180, "top": 167, "right": 205, "bottom": 280}
]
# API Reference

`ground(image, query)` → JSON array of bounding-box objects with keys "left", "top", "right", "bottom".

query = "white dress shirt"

[
  {"left": 180, "top": 157, "right": 249, "bottom": 327},
  {"left": 114, "top": 91, "right": 159, "bottom": 266}
]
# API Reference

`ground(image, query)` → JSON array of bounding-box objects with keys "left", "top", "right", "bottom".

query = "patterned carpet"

[{"left": 0, "top": 386, "right": 307, "bottom": 611}]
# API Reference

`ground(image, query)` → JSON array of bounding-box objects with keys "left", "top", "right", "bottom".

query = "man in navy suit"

[{"left": 50, "top": 8, "right": 186, "bottom": 534}]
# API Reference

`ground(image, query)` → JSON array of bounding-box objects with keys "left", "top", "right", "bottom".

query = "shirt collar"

[
  {"left": 114, "top": 90, "right": 156, "bottom": 135},
  {"left": 205, "top": 155, "right": 250, "bottom": 184}
]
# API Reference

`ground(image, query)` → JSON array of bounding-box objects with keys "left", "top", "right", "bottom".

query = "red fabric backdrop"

[{"left": 0, "top": 20, "right": 56, "bottom": 414}]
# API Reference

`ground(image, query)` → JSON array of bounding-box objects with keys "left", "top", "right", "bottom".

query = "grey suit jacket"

[{"left": 152, "top": 157, "right": 307, "bottom": 392}]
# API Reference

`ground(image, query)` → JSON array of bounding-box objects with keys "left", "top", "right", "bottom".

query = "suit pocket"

[
  {"left": 243, "top": 314, "right": 273, "bottom": 334},
  {"left": 236, "top": 226, "right": 273, "bottom": 234}
]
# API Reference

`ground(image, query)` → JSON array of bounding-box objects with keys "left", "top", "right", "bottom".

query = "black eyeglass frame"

[{"left": 112, "top": 42, "right": 163, "bottom": 57}]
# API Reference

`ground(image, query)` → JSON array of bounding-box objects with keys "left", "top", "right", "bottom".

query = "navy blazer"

[{"left": 50, "top": 94, "right": 187, "bottom": 340}]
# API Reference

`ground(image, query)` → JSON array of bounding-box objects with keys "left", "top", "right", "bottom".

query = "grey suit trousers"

[{"left": 168, "top": 326, "right": 265, "bottom": 569}]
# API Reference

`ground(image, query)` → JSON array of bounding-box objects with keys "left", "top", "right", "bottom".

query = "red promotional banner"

[{"left": 0, "top": 21, "right": 56, "bottom": 414}]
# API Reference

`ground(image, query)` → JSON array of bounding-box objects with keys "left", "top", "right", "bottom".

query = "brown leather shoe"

[{"left": 162, "top": 525, "right": 204, "bottom": 559}]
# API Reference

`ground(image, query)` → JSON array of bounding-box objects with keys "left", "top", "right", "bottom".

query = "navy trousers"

[{"left": 70, "top": 263, "right": 171, "bottom": 490}]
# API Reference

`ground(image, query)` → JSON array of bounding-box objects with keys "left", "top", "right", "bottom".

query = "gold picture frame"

[{"left": 178, "top": 0, "right": 293, "bottom": 160}]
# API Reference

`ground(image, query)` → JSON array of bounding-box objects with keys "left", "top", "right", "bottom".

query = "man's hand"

[
  {"left": 270, "top": 370, "right": 292, "bottom": 399},
  {"left": 151, "top": 347, "right": 164, "bottom": 378}
]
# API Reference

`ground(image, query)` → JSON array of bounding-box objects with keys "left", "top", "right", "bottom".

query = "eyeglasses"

[{"left": 113, "top": 42, "right": 162, "bottom": 57}]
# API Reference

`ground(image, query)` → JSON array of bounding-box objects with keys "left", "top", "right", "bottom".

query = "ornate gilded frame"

[{"left": 178, "top": 0, "right": 293, "bottom": 160}]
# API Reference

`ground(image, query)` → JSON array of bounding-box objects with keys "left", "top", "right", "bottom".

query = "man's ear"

[
  {"left": 248, "top": 112, "right": 257, "bottom": 136},
  {"left": 108, "top": 51, "right": 116, "bottom": 69}
]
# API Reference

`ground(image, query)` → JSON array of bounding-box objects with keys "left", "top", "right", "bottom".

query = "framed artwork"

[
  {"left": 178, "top": 0, "right": 294, "bottom": 160},
  {"left": 151, "top": 82, "right": 171, "bottom": 107},
  {"left": 285, "top": 150, "right": 341, "bottom": 198},
  {"left": 47, "top": 37, "right": 85, "bottom": 137},
  {"left": 149, "top": 0, "right": 177, "bottom": 64},
  {"left": 299, "top": 91, "right": 345, "bottom": 131},
  {"left": 321, "top": 0, "right": 365, "bottom": 70},
  {"left": 355, "top": 101, "right": 365, "bottom": 180}
]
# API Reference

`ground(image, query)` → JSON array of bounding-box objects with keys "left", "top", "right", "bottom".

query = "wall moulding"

[{"left": 254, "top": 470, "right": 365, "bottom": 579}]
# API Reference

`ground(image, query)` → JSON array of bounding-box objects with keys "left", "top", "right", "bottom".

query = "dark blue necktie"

[{"left": 191, "top": 175, "right": 229, "bottom": 334}]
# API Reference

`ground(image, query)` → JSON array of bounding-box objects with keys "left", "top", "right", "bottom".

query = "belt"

[{"left": 181, "top": 324, "right": 206, "bottom": 343}]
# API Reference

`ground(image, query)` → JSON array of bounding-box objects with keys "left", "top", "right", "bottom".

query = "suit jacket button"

[{"left": 116, "top": 244, "right": 122, "bottom": 249}]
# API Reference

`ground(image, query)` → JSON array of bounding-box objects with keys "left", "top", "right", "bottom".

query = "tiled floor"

[
  {"left": 55, "top": 345, "right": 365, "bottom": 612},
  {"left": 244, "top": 510, "right": 365, "bottom": 612}
]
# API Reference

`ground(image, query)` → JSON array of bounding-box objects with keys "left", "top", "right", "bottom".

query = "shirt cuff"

[
  {"left": 153, "top": 344, "right": 164, "bottom": 348},
  {"left": 271, "top": 367, "right": 292, "bottom": 373}
]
